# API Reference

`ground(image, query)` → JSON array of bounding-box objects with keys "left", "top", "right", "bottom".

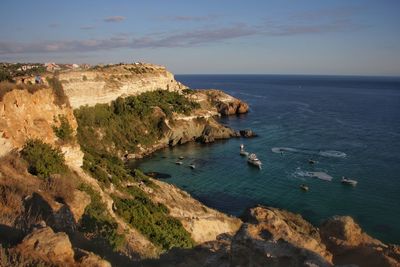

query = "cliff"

[
  {"left": 0, "top": 63, "right": 398, "bottom": 267},
  {"left": 57, "top": 63, "right": 187, "bottom": 109},
  {"left": 0, "top": 88, "right": 83, "bottom": 168}
]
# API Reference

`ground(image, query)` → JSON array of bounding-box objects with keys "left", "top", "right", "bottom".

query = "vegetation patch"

[
  {"left": 0, "top": 245, "right": 54, "bottom": 267},
  {"left": 46, "top": 76, "right": 70, "bottom": 107},
  {"left": 52, "top": 115, "right": 73, "bottom": 142},
  {"left": 113, "top": 186, "right": 194, "bottom": 250},
  {"left": 75, "top": 90, "right": 200, "bottom": 158},
  {"left": 79, "top": 184, "right": 125, "bottom": 251},
  {"left": 0, "top": 81, "right": 47, "bottom": 102},
  {"left": 20, "top": 139, "right": 67, "bottom": 179}
]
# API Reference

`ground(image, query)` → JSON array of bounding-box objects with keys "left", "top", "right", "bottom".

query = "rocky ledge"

[{"left": 142, "top": 206, "right": 400, "bottom": 267}]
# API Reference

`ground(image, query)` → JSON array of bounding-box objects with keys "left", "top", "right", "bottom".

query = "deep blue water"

[{"left": 134, "top": 75, "right": 400, "bottom": 244}]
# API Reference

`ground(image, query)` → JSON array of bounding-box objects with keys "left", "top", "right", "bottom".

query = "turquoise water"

[{"left": 132, "top": 75, "right": 400, "bottom": 244}]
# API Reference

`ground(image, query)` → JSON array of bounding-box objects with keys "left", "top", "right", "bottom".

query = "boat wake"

[
  {"left": 294, "top": 170, "right": 333, "bottom": 181},
  {"left": 271, "top": 147, "right": 346, "bottom": 158}
]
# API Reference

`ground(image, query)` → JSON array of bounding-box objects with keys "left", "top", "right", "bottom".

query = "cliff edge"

[{"left": 0, "top": 63, "right": 398, "bottom": 267}]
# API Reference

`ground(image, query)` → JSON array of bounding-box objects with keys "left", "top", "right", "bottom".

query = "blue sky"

[{"left": 0, "top": 0, "right": 399, "bottom": 75}]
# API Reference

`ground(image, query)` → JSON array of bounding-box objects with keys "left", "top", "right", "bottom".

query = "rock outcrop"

[
  {"left": 190, "top": 89, "right": 249, "bottom": 116},
  {"left": 77, "top": 250, "right": 112, "bottom": 267},
  {"left": 320, "top": 216, "right": 400, "bottom": 267},
  {"left": 16, "top": 226, "right": 75, "bottom": 264},
  {"left": 0, "top": 88, "right": 83, "bottom": 168},
  {"left": 57, "top": 63, "right": 186, "bottom": 109},
  {"left": 140, "top": 206, "right": 333, "bottom": 267},
  {"left": 245, "top": 207, "right": 332, "bottom": 262},
  {"left": 149, "top": 179, "right": 242, "bottom": 244}
]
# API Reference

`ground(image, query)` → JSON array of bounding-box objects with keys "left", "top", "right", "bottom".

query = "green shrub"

[
  {"left": 74, "top": 90, "right": 200, "bottom": 158},
  {"left": 46, "top": 76, "right": 70, "bottom": 107},
  {"left": 52, "top": 115, "right": 73, "bottom": 141},
  {"left": 113, "top": 187, "right": 194, "bottom": 250},
  {"left": 0, "top": 69, "right": 12, "bottom": 83},
  {"left": 20, "top": 139, "right": 66, "bottom": 179},
  {"left": 79, "top": 184, "right": 125, "bottom": 250}
]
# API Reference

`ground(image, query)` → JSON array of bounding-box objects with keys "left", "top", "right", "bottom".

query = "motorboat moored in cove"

[
  {"left": 247, "top": 153, "right": 262, "bottom": 169},
  {"left": 341, "top": 177, "right": 358, "bottom": 186},
  {"left": 300, "top": 184, "right": 309, "bottom": 191},
  {"left": 240, "top": 144, "right": 249, "bottom": 156}
]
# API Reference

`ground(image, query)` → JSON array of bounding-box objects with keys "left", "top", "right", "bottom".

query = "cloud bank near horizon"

[{"left": 0, "top": 15, "right": 364, "bottom": 55}]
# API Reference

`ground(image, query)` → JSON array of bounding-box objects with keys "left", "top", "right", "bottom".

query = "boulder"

[
  {"left": 16, "top": 226, "right": 74, "bottom": 264},
  {"left": 65, "top": 190, "right": 91, "bottom": 222},
  {"left": 239, "top": 129, "right": 257, "bottom": 138},
  {"left": 79, "top": 251, "right": 112, "bottom": 267},
  {"left": 320, "top": 216, "right": 400, "bottom": 267},
  {"left": 237, "top": 206, "right": 333, "bottom": 265}
]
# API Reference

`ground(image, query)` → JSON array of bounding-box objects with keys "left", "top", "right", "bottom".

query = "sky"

[{"left": 0, "top": 0, "right": 399, "bottom": 76}]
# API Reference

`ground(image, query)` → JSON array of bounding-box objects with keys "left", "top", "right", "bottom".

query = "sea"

[{"left": 132, "top": 75, "right": 400, "bottom": 244}]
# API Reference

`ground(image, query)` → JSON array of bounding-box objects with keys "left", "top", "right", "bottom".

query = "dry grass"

[
  {"left": 41, "top": 174, "right": 76, "bottom": 203},
  {"left": 0, "top": 152, "right": 39, "bottom": 225},
  {"left": 0, "top": 185, "right": 24, "bottom": 223},
  {"left": 0, "top": 81, "right": 47, "bottom": 102},
  {"left": 0, "top": 245, "right": 55, "bottom": 267}
]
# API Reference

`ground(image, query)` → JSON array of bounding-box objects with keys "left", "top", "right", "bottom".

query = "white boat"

[
  {"left": 175, "top": 161, "right": 183, "bottom": 165},
  {"left": 189, "top": 164, "right": 195, "bottom": 169},
  {"left": 341, "top": 177, "right": 358, "bottom": 186},
  {"left": 240, "top": 144, "right": 249, "bottom": 156},
  {"left": 247, "top": 153, "right": 262, "bottom": 169},
  {"left": 300, "top": 184, "right": 309, "bottom": 191}
]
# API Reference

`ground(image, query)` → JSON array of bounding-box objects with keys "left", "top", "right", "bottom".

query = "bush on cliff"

[
  {"left": 113, "top": 186, "right": 194, "bottom": 250},
  {"left": 52, "top": 115, "right": 73, "bottom": 142},
  {"left": 79, "top": 184, "right": 125, "bottom": 251},
  {"left": 74, "top": 89, "right": 200, "bottom": 157},
  {"left": 46, "top": 76, "right": 70, "bottom": 107},
  {"left": 82, "top": 150, "right": 134, "bottom": 187},
  {"left": 21, "top": 139, "right": 67, "bottom": 179}
]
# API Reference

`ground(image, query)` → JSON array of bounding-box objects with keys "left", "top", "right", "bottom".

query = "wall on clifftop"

[{"left": 58, "top": 63, "right": 187, "bottom": 109}]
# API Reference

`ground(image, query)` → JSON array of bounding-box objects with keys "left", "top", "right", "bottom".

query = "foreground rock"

[
  {"left": 140, "top": 206, "right": 332, "bottom": 267},
  {"left": 232, "top": 206, "right": 332, "bottom": 266},
  {"left": 149, "top": 179, "right": 242, "bottom": 244},
  {"left": 320, "top": 216, "right": 400, "bottom": 267},
  {"left": 16, "top": 226, "right": 75, "bottom": 264}
]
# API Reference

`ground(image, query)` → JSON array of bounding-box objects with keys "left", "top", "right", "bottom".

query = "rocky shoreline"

[
  {"left": 123, "top": 89, "right": 254, "bottom": 160},
  {"left": 0, "top": 63, "right": 399, "bottom": 267}
]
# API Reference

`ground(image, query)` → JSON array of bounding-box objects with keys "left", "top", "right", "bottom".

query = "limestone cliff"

[
  {"left": 0, "top": 88, "right": 83, "bottom": 168},
  {"left": 57, "top": 63, "right": 186, "bottom": 109},
  {"left": 191, "top": 89, "right": 249, "bottom": 115},
  {"left": 1, "top": 63, "right": 398, "bottom": 267}
]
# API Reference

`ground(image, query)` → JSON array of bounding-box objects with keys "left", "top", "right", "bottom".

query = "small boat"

[
  {"left": 189, "top": 164, "right": 196, "bottom": 169},
  {"left": 175, "top": 161, "right": 183, "bottom": 165},
  {"left": 308, "top": 159, "right": 317, "bottom": 165},
  {"left": 240, "top": 144, "right": 249, "bottom": 156},
  {"left": 341, "top": 177, "right": 358, "bottom": 186},
  {"left": 179, "top": 156, "right": 184, "bottom": 160},
  {"left": 300, "top": 184, "right": 309, "bottom": 191},
  {"left": 247, "top": 153, "right": 262, "bottom": 169},
  {"left": 240, "top": 150, "right": 249, "bottom": 156}
]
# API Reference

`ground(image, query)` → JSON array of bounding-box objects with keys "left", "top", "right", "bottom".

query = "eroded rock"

[
  {"left": 16, "top": 226, "right": 74, "bottom": 264},
  {"left": 320, "top": 216, "right": 400, "bottom": 267}
]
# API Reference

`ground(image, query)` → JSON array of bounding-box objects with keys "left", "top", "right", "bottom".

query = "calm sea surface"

[{"left": 132, "top": 75, "right": 400, "bottom": 243}]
